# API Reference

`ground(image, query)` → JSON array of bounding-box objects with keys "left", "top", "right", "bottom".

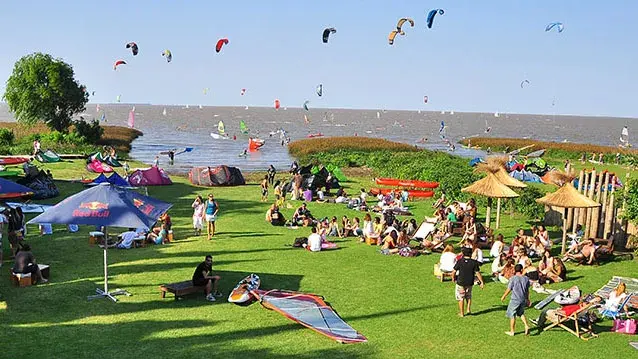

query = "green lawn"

[{"left": 1, "top": 160, "right": 637, "bottom": 359}]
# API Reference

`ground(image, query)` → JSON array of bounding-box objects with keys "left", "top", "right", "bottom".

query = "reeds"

[
  {"left": 288, "top": 136, "right": 418, "bottom": 158},
  {"left": 461, "top": 137, "right": 636, "bottom": 156}
]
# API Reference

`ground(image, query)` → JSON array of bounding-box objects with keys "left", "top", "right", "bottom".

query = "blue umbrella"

[
  {"left": 28, "top": 183, "right": 172, "bottom": 301},
  {"left": 0, "top": 177, "right": 34, "bottom": 199}
]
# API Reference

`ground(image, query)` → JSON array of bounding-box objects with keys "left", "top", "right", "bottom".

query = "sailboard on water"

[
  {"left": 218, "top": 121, "right": 225, "bottom": 136},
  {"left": 620, "top": 126, "right": 631, "bottom": 147},
  {"left": 228, "top": 274, "right": 367, "bottom": 344},
  {"left": 240, "top": 120, "right": 249, "bottom": 134},
  {"left": 159, "top": 148, "right": 194, "bottom": 156}
]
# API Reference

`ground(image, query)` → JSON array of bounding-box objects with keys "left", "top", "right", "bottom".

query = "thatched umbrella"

[
  {"left": 536, "top": 171, "right": 601, "bottom": 255},
  {"left": 462, "top": 173, "right": 520, "bottom": 229}
]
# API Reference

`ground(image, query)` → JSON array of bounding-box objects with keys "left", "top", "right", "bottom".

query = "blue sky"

[{"left": 1, "top": 1, "right": 636, "bottom": 117}]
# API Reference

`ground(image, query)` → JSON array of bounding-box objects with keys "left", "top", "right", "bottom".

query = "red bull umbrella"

[
  {"left": 28, "top": 182, "right": 171, "bottom": 229},
  {"left": 0, "top": 177, "right": 34, "bottom": 199},
  {"left": 27, "top": 183, "right": 172, "bottom": 302}
]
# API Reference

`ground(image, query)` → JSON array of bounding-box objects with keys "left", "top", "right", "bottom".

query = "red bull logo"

[
  {"left": 132, "top": 198, "right": 155, "bottom": 215},
  {"left": 133, "top": 198, "right": 144, "bottom": 208},
  {"left": 73, "top": 201, "right": 110, "bottom": 218}
]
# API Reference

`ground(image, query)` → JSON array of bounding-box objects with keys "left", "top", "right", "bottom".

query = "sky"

[{"left": 0, "top": 0, "right": 637, "bottom": 117}]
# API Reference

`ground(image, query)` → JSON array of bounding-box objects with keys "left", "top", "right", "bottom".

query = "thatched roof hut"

[{"left": 462, "top": 173, "right": 519, "bottom": 229}]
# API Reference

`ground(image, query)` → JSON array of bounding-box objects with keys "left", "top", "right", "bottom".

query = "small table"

[{"left": 89, "top": 231, "right": 104, "bottom": 245}]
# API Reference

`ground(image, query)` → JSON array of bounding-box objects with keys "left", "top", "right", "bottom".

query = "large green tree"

[{"left": 3, "top": 52, "right": 88, "bottom": 132}]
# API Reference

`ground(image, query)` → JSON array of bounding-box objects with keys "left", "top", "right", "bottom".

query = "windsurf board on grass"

[{"left": 534, "top": 289, "right": 565, "bottom": 310}]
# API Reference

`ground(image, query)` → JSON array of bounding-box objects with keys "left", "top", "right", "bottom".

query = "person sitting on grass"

[
  {"left": 192, "top": 255, "right": 222, "bottom": 302},
  {"left": 292, "top": 203, "right": 313, "bottom": 226},
  {"left": 351, "top": 217, "right": 363, "bottom": 237},
  {"left": 12, "top": 243, "right": 48, "bottom": 284},
  {"left": 328, "top": 216, "right": 342, "bottom": 238},
  {"left": 266, "top": 204, "right": 285, "bottom": 226},
  {"left": 462, "top": 217, "right": 477, "bottom": 242},
  {"left": 116, "top": 228, "right": 139, "bottom": 249},
  {"left": 498, "top": 257, "right": 516, "bottom": 284},
  {"left": 537, "top": 225, "right": 551, "bottom": 250},
  {"left": 305, "top": 226, "right": 322, "bottom": 252},
  {"left": 490, "top": 234, "right": 505, "bottom": 258},
  {"left": 146, "top": 223, "right": 168, "bottom": 245},
  {"left": 538, "top": 251, "right": 566, "bottom": 284},
  {"left": 491, "top": 253, "right": 508, "bottom": 280},
  {"left": 439, "top": 245, "right": 457, "bottom": 273}
]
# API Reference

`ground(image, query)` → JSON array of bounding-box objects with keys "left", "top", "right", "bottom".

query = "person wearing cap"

[
  {"left": 192, "top": 255, "right": 222, "bottom": 302},
  {"left": 501, "top": 263, "right": 531, "bottom": 336},
  {"left": 452, "top": 246, "right": 484, "bottom": 317}
]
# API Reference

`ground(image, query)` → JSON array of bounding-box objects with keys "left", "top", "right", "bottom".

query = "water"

[{"left": 0, "top": 103, "right": 635, "bottom": 174}]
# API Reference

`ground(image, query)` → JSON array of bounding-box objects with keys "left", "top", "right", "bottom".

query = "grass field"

[{"left": 1, "top": 160, "right": 637, "bottom": 359}]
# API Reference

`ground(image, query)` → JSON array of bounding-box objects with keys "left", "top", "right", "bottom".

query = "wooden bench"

[{"left": 159, "top": 280, "right": 205, "bottom": 300}]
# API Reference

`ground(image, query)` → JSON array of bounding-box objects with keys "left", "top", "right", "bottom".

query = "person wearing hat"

[
  {"left": 501, "top": 264, "right": 531, "bottom": 336},
  {"left": 452, "top": 246, "right": 484, "bottom": 317}
]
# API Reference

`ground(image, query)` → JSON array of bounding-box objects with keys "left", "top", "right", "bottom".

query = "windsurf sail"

[
  {"left": 218, "top": 121, "right": 225, "bottom": 135},
  {"left": 162, "top": 108, "right": 167, "bottom": 116},
  {"left": 128, "top": 109, "right": 135, "bottom": 128},
  {"left": 240, "top": 120, "right": 249, "bottom": 134},
  {"left": 174, "top": 147, "right": 194, "bottom": 155},
  {"left": 228, "top": 274, "right": 367, "bottom": 344},
  {"left": 620, "top": 126, "right": 630, "bottom": 146}
]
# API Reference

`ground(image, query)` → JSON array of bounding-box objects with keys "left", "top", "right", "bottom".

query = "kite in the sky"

[
  {"left": 162, "top": 49, "right": 172, "bottom": 62},
  {"left": 126, "top": 42, "right": 138, "bottom": 56},
  {"left": 322, "top": 28, "right": 336, "bottom": 43},
  {"left": 426, "top": 9, "right": 444, "bottom": 29},
  {"left": 113, "top": 60, "right": 126, "bottom": 70},
  {"left": 216, "top": 38, "right": 229, "bottom": 53},
  {"left": 545, "top": 22, "right": 564, "bottom": 33}
]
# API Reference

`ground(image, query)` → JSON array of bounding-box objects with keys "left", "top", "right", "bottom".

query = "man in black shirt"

[
  {"left": 452, "top": 247, "right": 484, "bottom": 317},
  {"left": 192, "top": 255, "right": 222, "bottom": 302},
  {"left": 13, "top": 243, "right": 47, "bottom": 284}
]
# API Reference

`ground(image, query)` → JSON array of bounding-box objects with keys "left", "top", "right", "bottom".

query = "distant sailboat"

[
  {"left": 440, "top": 111, "right": 445, "bottom": 114},
  {"left": 494, "top": 112, "right": 499, "bottom": 117},
  {"left": 96, "top": 104, "right": 100, "bottom": 113},
  {"left": 128, "top": 109, "right": 135, "bottom": 128},
  {"left": 218, "top": 121, "right": 225, "bottom": 136},
  {"left": 240, "top": 120, "right": 249, "bottom": 134},
  {"left": 199, "top": 105, "right": 203, "bottom": 109},
  {"left": 245, "top": 105, "right": 249, "bottom": 110},
  {"left": 620, "top": 126, "right": 630, "bottom": 147},
  {"left": 162, "top": 108, "right": 167, "bottom": 116},
  {"left": 186, "top": 104, "right": 190, "bottom": 109},
  {"left": 116, "top": 95, "right": 121, "bottom": 103},
  {"left": 376, "top": 111, "right": 380, "bottom": 119},
  {"left": 450, "top": 111, "right": 455, "bottom": 115}
]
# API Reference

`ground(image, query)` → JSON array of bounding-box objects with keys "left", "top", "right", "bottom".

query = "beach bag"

[
  {"left": 293, "top": 237, "right": 308, "bottom": 248},
  {"left": 612, "top": 319, "right": 637, "bottom": 334}
]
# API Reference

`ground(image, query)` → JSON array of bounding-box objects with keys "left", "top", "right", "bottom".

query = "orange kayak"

[
  {"left": 370, "top": 187, "right": 435, "bottom": 198},
  {"left": 375, "top": 177, "right": 439, "bottom": 189}
]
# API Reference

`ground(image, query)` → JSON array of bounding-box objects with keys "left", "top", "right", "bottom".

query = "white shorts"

[
  {"left": 205, "top": 214, "right": 217, "bottom": 222},
  {"left": 193, "top": 216, "right": 203, "bottom": 229}
]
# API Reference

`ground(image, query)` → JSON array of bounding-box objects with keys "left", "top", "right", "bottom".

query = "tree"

[{"left": 3, "top": 53, "right": 88, "bottom": 132}]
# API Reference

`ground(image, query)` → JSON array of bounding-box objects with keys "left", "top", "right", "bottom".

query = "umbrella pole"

[
  {"left": 485, "top": 198, "right": 492, "bottom": 229},
  {"left": 88, "top": 227, "right": 130, "bottom": 302}
]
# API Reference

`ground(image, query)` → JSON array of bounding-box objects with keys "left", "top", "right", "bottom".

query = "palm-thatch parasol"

[
  {"left": 536, "top": 171, "right": 600, "bottom": 254},
  {"left": 462, "top": 172, "right": 519, "bottom": 229},
  {"left": 484, "top": 157, "right": 527, "bottom": 229}
]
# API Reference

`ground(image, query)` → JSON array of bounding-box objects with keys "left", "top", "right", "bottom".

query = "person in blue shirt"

[{"left": 205, "top": 193, "right": 220, "bottom": 240}]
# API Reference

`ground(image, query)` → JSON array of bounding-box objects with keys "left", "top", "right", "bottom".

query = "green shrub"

[
  {"left": 73, "top": 119, "right": 103, "bottom": 143},
  {"left": 0, "top": 128, "right": 15, "bottom": 146},
  {"left": 510, "top": 185, "right": 546, "bottom": 220}
]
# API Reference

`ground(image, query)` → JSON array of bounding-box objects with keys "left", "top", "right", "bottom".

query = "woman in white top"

[
  {"left": 537, "top": 225, "right": 551, "bottom": 249},
  {"left": 601, "top": 283, "right": 628, "bottom": 313},
  {"left": 489, "top": 234, "right": 505, "bottom": 258},
  {"left": 439, "top": 245, "right": 457, "bottom": 272}
]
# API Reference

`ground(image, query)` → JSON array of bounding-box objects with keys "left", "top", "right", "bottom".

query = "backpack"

[
  {"left": 399, "top": 247, "right": 420, "bottom": 257},
  {"left": 293, "top": 237, "right": 308, "bottom": 248}
]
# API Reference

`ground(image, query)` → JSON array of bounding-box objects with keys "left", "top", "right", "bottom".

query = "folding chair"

[
  {"left": 599, "top": 293, "right": 635, "bottom": 320},
  {"left": 543, "top": 301, "right": 599, "bottom": 341}
]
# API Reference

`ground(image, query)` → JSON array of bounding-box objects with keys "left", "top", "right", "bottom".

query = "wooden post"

[
  {"left": 561, "top": 209, "right": 568, "bottom": 255},
  {"left": 485, "top": 198, "right": 492, "bottom": 229},
  {"left": 603, "top": 177, "right": 615, "bottom": 240},
  {"left": 598, "top": 172, "right": 610, "bottom": 238},
  {"left": 578, "top": 170, "right": 589, "bottom": 227},
  {"left": 496, "top": 198, "right": 502, "bottom": 230},
  {"left": 590, "top": 171, "right": 604, "bottom": 239},
  {"left": 573, "top": 170, "right": 585, "bottom": 232},
  {"left": 584, "top": 169, "right": 596, "bottom": 238}
]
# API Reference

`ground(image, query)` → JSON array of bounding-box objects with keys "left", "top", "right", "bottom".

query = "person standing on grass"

[
  {"left": 452, "top": 247, "right": 484, "bottom": 317},
  {"left": 501, "top": 264, "right": 531, "bottom": 336},
  {"left": 267, "top": 165, "right": 276, "bottom": 186},
  {"left": 205, "top": 193, "right": 219, "bottom": 240},
  {"left": 260, "top": 175, "right": 269, "bottom": 202},
  {"left": 191, "top": 195, "right": 205, "bottom": 236}
]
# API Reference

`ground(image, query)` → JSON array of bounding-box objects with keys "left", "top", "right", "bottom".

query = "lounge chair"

[
  {"left": 599, "top": 293, "right": 635, "bottom": 320},
  {"left": 411, "top": 222, "right": 436, "bottom": 241},
  {"left": 595, "top": 276, "right": 638, "bottom": 309},
  {"left": 542, "top": 300, "right": 600, "bottom": 341}
]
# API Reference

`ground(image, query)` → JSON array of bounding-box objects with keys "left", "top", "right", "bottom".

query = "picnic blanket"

[{"left": 595, "top": 276, "right": 638, "bottom": 309}]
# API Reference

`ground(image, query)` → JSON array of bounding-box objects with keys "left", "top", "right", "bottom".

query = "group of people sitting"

[
  {"left": 563, "top": 224, "right": 615, "bottom": 265},
  {"left": 114, "top": 213, "right": 172, "bottom": 249}
]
